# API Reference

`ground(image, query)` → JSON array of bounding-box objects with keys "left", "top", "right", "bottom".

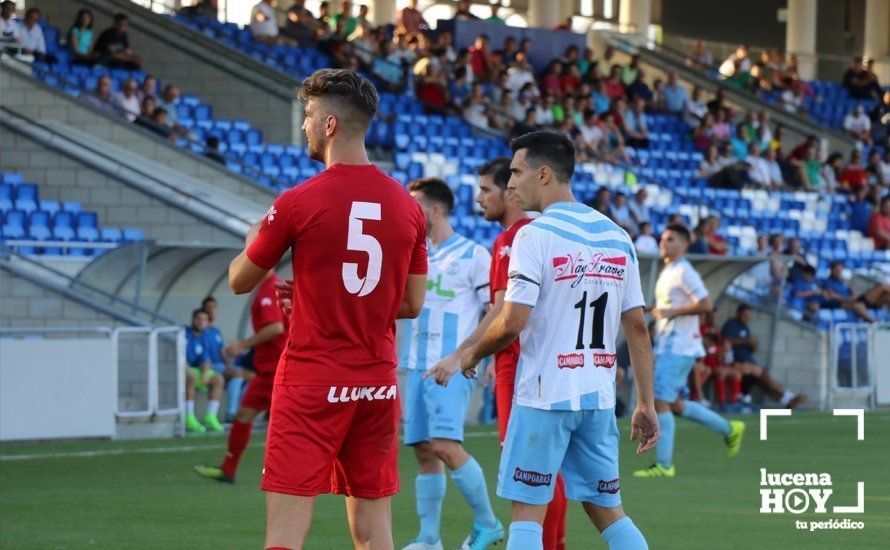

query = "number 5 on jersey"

[{"left": 342, "top": 201, "right": 383, "bottom": 297}]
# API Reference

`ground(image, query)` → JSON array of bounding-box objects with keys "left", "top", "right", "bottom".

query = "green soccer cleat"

[
  {"left": 460, "top": 521, "right": 505, "bottom": 550},
  {"left": 185, "top": 413, "right": 206, "bottom": 434},
  {"left": 725, "top": 419, "right": 746, "bottom": 458},
  {"left": 202, "top": 413, "right": 224, "bottom": 433},
  {"left": 633, "top": 463, "right": 676, "bottom": 478},
  {"left": 194, "top": 465, "right": 234, "bottom": 484}
]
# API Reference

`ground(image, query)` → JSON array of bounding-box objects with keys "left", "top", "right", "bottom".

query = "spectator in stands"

[
  {"left": 134, "top": 94, "right": 157, "bottom": 127},
  {"left": 454, "top": 0, "right": 478, "bottom": 20},
  {"left": 589, "top": 187, "right": 613, "bottom": 218},
  {"left": 281, "top": 0, "right": 323, "bottom": 45},
  {"left": 511, "top": 107, "right": 540, "bottom": 138},
  {"left": 689, "top": 222, "right": 709, "bottom": 254},
  {"left": 626, "top": 70, "right": 653, "bottom": 106},
  {"left": 868, "top": 196, "right": 890, "bottom": 250},
  {"left": 137, "top": 106, "right": 175, "bottom": 141},
  {"left": 820, "top": 261, "right": 878, "bottom": 322},
  {"left": 745, "top": 142, "right": 775, "bottom": 188},
  {"left": 604, "top": 64, "right": 625, "bottom": 100},
  {"left": 706, "top": 88, "right": 726, "bottom": 117},
  {"left": 462, "top": 82, "right": 489, "bottom": 129},
  {"left": 628, "top": 188, "right": 650, "bottom": 226},
  {"left": 685, "top": 86, "right": 708, "bottom": 129},
  {"left": 591, "top": 80, "right": 610, "bottom": 115},
  {"left": 560, "top": 64, "right": 582, "bottom": 97},
  {"left": 468, "top": 34, "right": 490, "bottom": 79},
  {"left": 662, "top": 70, "right": 688, "bottom": 115},
  {"left": 779, "top": 81, "right": 805, "bottom": 114},
  {"left": 249, "top": 0, "right": 279, "bottom": 43},
  {"left": 838, "top": 149, "right": 868, "bottom": 191},
  {"left": 818, "top": 152, "right": 842, "bottom": 193},
  {"left": 869, "top": 90, "right": 890, "bottom": 148},
  {"left": 95, "top": 13, "right": 143, "bottom": 70},
  {"left": 204, "top": 136, "right": 226, "bottom": 164},
  {"left": 634, "top": 221, "right": 659, "bottom": 255},
  {"left": 721, "top": 304, "right": 807, "bottom": 409},
  {"left": 486, "top": 4, "right": 505, "bottom": 25},
  {"left": 534, "top": 94, "right": 554, "bottom": 126},
  {"left": 541, "top": 60, "right": 563, "bottom": 98},
  {"left": 623, "top": 97, "right": 650, "bottom": 148},
  {"left": 179, "top": 0, "right": 219, "bottom": 19},
  {"left": 611, "top": 192, "right": 636, "bottom": 235},
  {"left": 687, "top": 39, "right": 713, "bottom": 69},
  {"left": 730, "top": 124, "right": 750, "bottom": 160},
  {"left": 867, "top": 149, "right": 890, "bottom": 186},
  {"left": 599, "top": 111, "right": 633, "bottom": 166},
  {"left": 719, "top": 44, "right": 751, "bottom": 77},
  {"left": 18, "top": 8, "right": 52, "bottom": 62},
  {"left": 0, "top": 1, "right": 20, "bottom": 53},
  {"left": 329, "top": 0, "right": 357, "bottom": 37},
  {"left": 703, "top": 215, "right": 730, "bottom": 255},
  {"left": 761, "top": 147, "right": 784, "bottom": 188},
  {"left": 113, "top": 78, "right": 141, "bottom": 122},
  {"left": 572, "top": 109, "right": 603, "bottom": 160},
  {"left": 843, "top": 104, "right": 873, "bottom": 145},
  {"left": 67, "top": 9, "right": 97, "bottom": 66},
  {"left": 621, "top": 54, "right": 641, "bottom": 86},
  {"left": 847, "top": 183, "right": 873, "bottom": 234},
  {"left": 767, "top": 233, "right": 787, "bottom": 299},
  {"left": 505, "top": 52, "right": 535, "bottom": 96},
  {"left": 842, "top": 56, "right": 873, "bottom": 100},
  {"left": 395, "top": 0, "right": 427, "bottom": 36},
  {"left": 796, "top": 144, "right": 823, "bottom": 190},
  {"left": 650, "top": 78, "right": 667, "bottom": 112},
  {"left": 697, "top": 144, "right": 725, "bottom": 180},
  {"left": 712, "top": 109, "right": 731, "bottom": 144},
  {"left": 84, "top": 75, "right": 117, "bottom": 116},
  {"left": 317, "top": 1, "right": 331, "bottom": 28},
  {"left": 136, "top": 75, "right": 157, "bottom": 103}
]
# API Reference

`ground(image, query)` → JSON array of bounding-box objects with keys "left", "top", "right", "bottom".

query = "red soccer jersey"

[
  {"left": 250, "top": 274, "right": 288, "bottom": 376},
  {"left": 489, "top": 217, "right": 532, "bottom": 385},
  {"left": 246, "top": 163, "right": 428, "bottom": 386}
]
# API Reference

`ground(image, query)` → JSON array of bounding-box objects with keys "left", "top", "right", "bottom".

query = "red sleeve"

[
  {"left": 246, "top": 193, "right": 295, "bottom": 270},
  {"left": 490, "top": 237, "right": 510, "bottom": 293},
  {"left": 408, "top": 212, "right": 428, "bottom": 275},
  {"left": 256, "top": 285, "right": 285, "bottom": 327}
]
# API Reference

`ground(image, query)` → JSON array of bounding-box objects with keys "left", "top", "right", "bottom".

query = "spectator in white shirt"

[
  {"left": 844, "top": 104, "right": 873, "bottom": 145},
  {"left": 573, "top": 109, "right": 604, "bottom": 161},
  {"left": 462, "top": 82, "right": 489, "bottom": 129},
  {"left": 685, "top": 86, "right": 708, "bottom": 129},
  {"left": 745, "top": 142, "right": 773, "bottom": 188},
  {"left": 628, "top": 188, "right": 650, "bottom": 229},
  {"left": 113, "top": 78, "right": 141, "bottom": 122},
  {"left": 506, "top": 53, "right": 537, "bottom": 96},
  {"left": 0, "top": 0, "right": 20, "bottom": 52},
  {"left": 634, "top": 222, "right": 659, "bottom": 255},
  {"left": 250, "top": 0, "right": 279, "bottom": 42},
  {"left": 687, "top": 40, "right": 713, "bottom": 69},
  {"left": 762, "top": 147, "right": 784, "bottom": 188},
  {"left": 820, "top": 152, "right": 843, "bottom": 193},
  {"left": 18, "top": 8, "right": 51, "bottom": 61},
  {"left": 534, "top": 95, "right": 555, "bottom": 126},
  {"left": 719, "top": 44, "right": 751, "bottom": 77},
  {"left": 781, "top": 84, "right": 805, "bottom": 115}
]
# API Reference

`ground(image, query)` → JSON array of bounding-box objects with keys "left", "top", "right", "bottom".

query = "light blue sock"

[
  {"left": 656, "top": 412, "right": 675, "bottom": 468},
  {"left": 451, "top": 456, "right": 498, "bottom": 529},
  {"left": 601, "top": 516, "right": 648, "bottom": 549},
  {"left": 226, "top": 377, "right": 245, "bottom": 416},
  {"left": 682, "top": 400, "right": 731, "bottom": 436},
  {"left": 507, "top": 521, "right": 543, "bottom": 550},
  {"left": 415, "top": 473, "right": 446, "bottom": 544}
]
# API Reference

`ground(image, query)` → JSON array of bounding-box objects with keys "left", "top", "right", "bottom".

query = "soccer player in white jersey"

[
  {"left": 401, "top": 178, "right": 504, "bottom": 550},
  {"left": 428, "top": 131, "right": 659, "bottom": 550},
  {"left": 633, "top": 224, "right": 745, "bottom": 479}
]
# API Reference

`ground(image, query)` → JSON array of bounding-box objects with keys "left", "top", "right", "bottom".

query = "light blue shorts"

[
  {"left": 404, "top": 369, "right": 473, "bottom": 445},
  {"left": 653, "top": 353, "right": 697, "bottom": 403},
  {"left": 497, "top": 405, "right": 621, "bottom": 507}
]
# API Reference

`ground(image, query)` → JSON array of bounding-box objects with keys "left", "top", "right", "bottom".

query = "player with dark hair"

[
  {"left": 194, "top": 270, "right": 287, "bottom": 484},
  {"left": 432, "top": 156, "right": 568, "bottom": 549},
  {"left": 634, "top": 224, "right": 745, "bottom": 479},
  {"left": 228, "top": 69, "right": 428, "bottom": 549},
  {"left": 428, "top": 131, "right": 658, "bottom": 549},
  {"left": 184, "top": 308, "right": 225, "bottom": 433},
  {"left": 400, "top": 178, "right": 502, "bottom": 550}
]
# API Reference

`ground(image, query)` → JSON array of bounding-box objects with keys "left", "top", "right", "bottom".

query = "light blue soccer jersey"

[{"left": 400, "top": 234, "right": 491, "bottom": 370}]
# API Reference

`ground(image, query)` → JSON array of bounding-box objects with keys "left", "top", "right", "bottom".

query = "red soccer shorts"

[
  {"left": 261, "top": 383, "right": 401, "bottom": 499},
  {"left": 240, "top": 374, "right": 274, "bottom": 411}
]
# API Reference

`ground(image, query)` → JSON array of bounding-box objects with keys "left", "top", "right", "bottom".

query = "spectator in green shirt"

[
  {"left": 486, "top": 4, "right": 505, "bottom": 25},
  {"left": 330, "top": 0, "right": 357, "bottom": 37}
]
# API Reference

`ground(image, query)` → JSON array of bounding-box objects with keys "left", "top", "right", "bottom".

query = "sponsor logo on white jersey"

[
  {"left": 594, "top": 353, "right": 617, "bottom": 368},
  {"left": 557, "top": 353, "right": 585, "bottom": 369},
  {"left": 552, "top": 252, "right": 627, "bottom": 287}
]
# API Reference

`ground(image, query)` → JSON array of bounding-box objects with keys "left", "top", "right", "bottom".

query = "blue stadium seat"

[
  {"left": 123, "top": 228, "right": 144, "bottom": 242},
  {"left": 1, "top": 173, "right": 24, "bottom": 185},
  {"left": 1, "top": 209, "right": 26, "bottom": 239},
  {"left": 27, "top": 211, "right": 52, "bottom": 240},
  {"left": 61, "top": 202, "right": 83, "bottom": 214},
  {"left": 101, "top": 227, "right": 123, "bottom": 242},
  {"left": 13, "top": 184, "right": 38, "bottom": 213},
  {"left": 0, "top": 184, "right": 12, "bottom": 212}
]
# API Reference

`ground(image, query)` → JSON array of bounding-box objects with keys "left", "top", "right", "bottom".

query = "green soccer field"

[{"left": 1, "top": 411, "right": 888, "bottom": 549}]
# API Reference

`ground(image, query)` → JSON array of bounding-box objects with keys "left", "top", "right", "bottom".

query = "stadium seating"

[{"left": 0, "top": 172, "right": 144, "bottom": 257}]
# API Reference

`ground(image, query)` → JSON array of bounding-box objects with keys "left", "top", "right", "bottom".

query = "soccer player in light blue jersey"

[
  {"left": 400, "top": 178, "right": 504, "bottom": 550},
  {"left": 428, "top": 131, "right": 659, "bottom": 550},
  {"left": 633, "top": 224, "right": 745, "bottom": 478}
]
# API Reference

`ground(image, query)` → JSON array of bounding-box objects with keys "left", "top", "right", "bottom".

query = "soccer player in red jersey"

[
  {"left": 227, "top": 69, "right": 428, "bottom": 550},
  {"left": 194, "top": 269, "right": 287, "bottom": 484},
  {"left": 431, "top": 157, "right": 568, "bottom": 550}
]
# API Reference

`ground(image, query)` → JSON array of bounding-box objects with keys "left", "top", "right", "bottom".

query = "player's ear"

[
  {"left": 539, "top": 165, "right": 552, "bottom": 185},
  {"left": 325, "top": 114, "right": 337, "bottom": 137}
]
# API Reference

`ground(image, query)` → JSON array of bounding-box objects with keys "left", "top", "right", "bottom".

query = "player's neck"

[
  {"left": 428, "top": 222, "right": 455, "bottom": 248},
  {"left": 665, "top": 254, "right": 684, "bottom": 265},
  {"left": 324, "top": 139, "right": 371, "bottom": 167},
  {"left": 538, "top": 190, "right": 577, "bottom": 212},
  {"left": 499, "top": 207, "right": 527, "bottom": 230}
]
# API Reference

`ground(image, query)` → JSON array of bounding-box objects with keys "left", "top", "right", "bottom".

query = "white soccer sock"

[
  {"left": 186, "top": 400, "right": 195, "bottom": 415},
  {"left": 779, "top": 391, "right": 795, "bottom": 407},
  {"left": 207, "top": 400, "right": 220, "bottom": 416}
]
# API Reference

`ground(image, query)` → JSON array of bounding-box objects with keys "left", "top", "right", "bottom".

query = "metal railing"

[{"left": 829, "top": 322, "right": 884, "bottom": 410}]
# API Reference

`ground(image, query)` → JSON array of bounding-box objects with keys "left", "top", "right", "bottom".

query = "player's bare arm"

[
  {"left": 652, "top": 296, "right": 712, "bottom": 320},
  {"left": 621, "top": 305, "right": 659, "bottom": 455},
  {"left": 397, "top": 273, "right": 427, "bottom": 319},
  {"left": 429, "top": 290, "right": 505, "bottom": 381},
  {"left": 427, "top": 300, "right": 530, "bottom": 386},
  {"left": 229, "top": 223, "right": 269, "bottom": 295},
  {"left": 225, "top": 322, "right": 285, "bottom": 357}
]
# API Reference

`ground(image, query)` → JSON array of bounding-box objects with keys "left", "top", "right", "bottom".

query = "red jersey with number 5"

[{"left": 246, "top": 163, "right": 427, "bottom": 386}]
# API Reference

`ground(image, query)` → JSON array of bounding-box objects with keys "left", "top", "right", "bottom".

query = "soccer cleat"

[
  {"left": 194, "top": 465, "right": 234, "bottom": 484},
  {"left": 185, "top": 413, "right": 206, "bottom": 433},
  {"left": 787, "top": 394, "right": 808, "bottom": 409},
  {"left": 633, "top": 463, "right": 676, "bottom": 478},
  {"left": 725, "top": 420, "right": 746, "bottom": 458},
  {"left": 202, "top": 413, "right": 224, "bottom": 433},
  {"left": 459, "top": 521, "right": 505, "bottom": 550},
  {"left": 401, "top": 538, "right": 443, "bottom": 550}
]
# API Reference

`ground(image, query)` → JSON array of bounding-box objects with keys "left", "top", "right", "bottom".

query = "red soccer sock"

[
  {"left": 714, "top": 376, "right": 726, "bottom": 403},
  {"left": 220, "top": 420, "right": 252, "bottom": 478},
  {"left": 543, "top": 473, "right": 567, "bottom": 550},
  {"left": 730, "top": 377, "right": 742, "bottom": 404}
]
